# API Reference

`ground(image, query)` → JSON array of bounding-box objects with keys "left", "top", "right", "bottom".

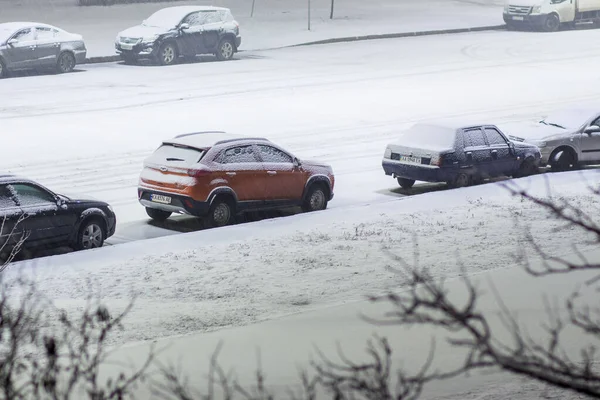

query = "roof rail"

[
  {"left": 215, "top": 137, "right": 270, "bottom": 145},
  {"left": 174, "top": 131, "right": 227, "bottom": 139}
]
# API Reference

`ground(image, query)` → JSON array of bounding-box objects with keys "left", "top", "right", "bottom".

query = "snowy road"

[{"left": 3, "top": 28, "right": 600, "bottom": 246}]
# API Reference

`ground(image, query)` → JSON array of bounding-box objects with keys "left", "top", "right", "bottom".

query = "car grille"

[
  {"left": 507, "top": 5, "right": 532, "bottom": 15},
  {"left": 120, "top": 37, "right": 141, "bottom": 45}
]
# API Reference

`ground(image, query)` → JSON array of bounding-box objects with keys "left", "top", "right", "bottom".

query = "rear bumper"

[
  {"left": 382, "top": 159, "right": 454, "bottom": 183},
  {"left": 138, "top": 188, "right": 210, "bottom": 217},
  {"left": 74, "top": 49, "right": 87, "bottom": 64},
  {"left": 503, "top": 13, "right": 547, "bottom": 28},
  {"left": 235, "top": 35, "right": 242, "bottom": 49}
]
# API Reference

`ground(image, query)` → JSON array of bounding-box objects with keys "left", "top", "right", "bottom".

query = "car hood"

[
  {"left": 118, "top": 25, "right": 168, "bottom": 39},
  {"left": 301, "top": 159, "right": 332, "bottom": 170},
  {"left": 60, "top": 192, "right": 104, "bottom": 204},
  {"left": 499, "top": 121, "right": 571, "bottom": 142}
]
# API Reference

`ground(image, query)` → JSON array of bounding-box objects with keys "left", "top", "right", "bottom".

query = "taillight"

[
  {"left": 187, "top": 167, "right": 211, "bottom": 178},
  {"left": 433, "top": 155, "right": 444, "bottom": 166}
]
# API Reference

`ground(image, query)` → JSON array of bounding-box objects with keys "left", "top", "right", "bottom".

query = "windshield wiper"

[
  {"left": 540, "top": 120, "right": 565, "bottom": 129},
  {"left": 166, "top": 157, "right": 185, "bottom": 161}
]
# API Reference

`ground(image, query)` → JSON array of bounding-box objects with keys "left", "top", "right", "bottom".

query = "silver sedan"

[{"left": 0, "top": 22, "right": 86, "bottom": 78}]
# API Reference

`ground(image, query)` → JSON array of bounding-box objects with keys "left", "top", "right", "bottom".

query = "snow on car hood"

[
  {"left": 300, "top": 159, "right": 332, "bottom": 169},
  {"left": 498, "top": 121, "right": 569, "bottom": 142},
  {"left": 60, "top": 192, "right": 102, "bottom": 203},
  {"left": 118, "top": 25, "right": 168, "bottom": 39}
]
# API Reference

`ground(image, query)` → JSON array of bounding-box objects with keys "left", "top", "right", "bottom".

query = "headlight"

[
  {"left": 384, "top": 147, "right": 392, "bottom": 158},
  {"left": 532, "top": 140, "right": 547, "bottom": 148},
  {"left": 115, "top": 35, "right": 121, "bottom": 43},
  {"left": 504, "top": 3, "right": 509, "bottom": 11},
  {"left": 141, "top": 35, "right": 159, "bottom": 44},
  {"left": 107, "top": 205, "right": 114, "bottom": 213},
  {"left": 531, "top": 5, "right": 541, "bottom": 13}
]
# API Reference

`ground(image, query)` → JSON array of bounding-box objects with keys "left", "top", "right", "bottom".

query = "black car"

[
  {"left": 115, "top": 6, "right": 241, "bottom": 65},
  {"left": 381, "top": 121, "right": 542, "bottom": 189},
  {"left": 0, "top": 175, "right": 116, "bottom": 261}
]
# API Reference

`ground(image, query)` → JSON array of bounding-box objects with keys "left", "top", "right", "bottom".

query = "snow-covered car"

[
  {"left": 382, "top": 121, "right": 542, "bottom": 189},
  {"left": 503, "top": 107, "right": 600, "bottom": 171},
  {"left": 0, "top": 175, "right": 116, "bottom": 261},
  {"left": 0, "top": 22, "right": 86, "bottom": 78},
  {"left": 115, "top": 6, "right": 241, "bottom": 65},
  {"left": 138, "top": 132, "right": 335, "bottom": 227}
]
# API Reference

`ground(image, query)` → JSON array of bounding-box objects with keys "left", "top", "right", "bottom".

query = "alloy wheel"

[
  {"left": 81, "top": 223, "right": 103, "bottom": 249},
  {"left": 59, "top": 53, "right": 75, "bottom": 73},
  {"left": 162, "top": 46, "right": 175, "bottom": 64},
  {"left": 309, "top": 189, "right": 326, "bottom": 210},
  {"left": 213, "top": 203, "right": 231, "bottom": 226},
  {"left": 220, "top": 41, "right": 234, "bottom": 60}
]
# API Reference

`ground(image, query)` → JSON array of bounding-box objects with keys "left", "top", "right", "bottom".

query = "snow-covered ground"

[
  {"left": 2, "top": 28, "right": 600, "bottom": 245},
  {"left": 0, "top": 0, "right": 504, "bottom": 57}
]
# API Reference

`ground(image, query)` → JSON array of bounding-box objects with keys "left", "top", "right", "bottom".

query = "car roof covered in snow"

[
  {"left": 163, "top": 132, "right": 270, "bottom": 149},
  {"left": 415, "top": 120, "right": 498, "bottom": 131},
  {"left": 0, "top": 174, "right": 38, "bottom": 185},
  {"left": 0, "top": 22, "right": 58, "bottom": 31},
  {"left": 151, "top": 5, "right": 229, "bottom": 16}
]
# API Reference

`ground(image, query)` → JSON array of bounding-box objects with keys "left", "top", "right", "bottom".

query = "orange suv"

[{"left": 138, "top": 132, "right": 335, "bottom": 227}]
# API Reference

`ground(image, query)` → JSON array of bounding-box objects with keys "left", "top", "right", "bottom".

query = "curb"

[{"left": 80, "top": 24, "right": 506, "bottom": 65}]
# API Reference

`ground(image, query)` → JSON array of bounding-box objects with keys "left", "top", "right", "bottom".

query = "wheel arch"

[
  {"left": 207, "top": 187, "right": 238, "bottom": 208},
  {"left": 549, "top": 145, "right": 578, "bottom": 164},
  {"left": 302, "top": 176, "right": 332, "bottom": 202},
  {"left": 220, "top": 33, "right": 238, "bottom": 51},
  {"left": 70, "top": 209, "right": 108, "bottom": 243}
]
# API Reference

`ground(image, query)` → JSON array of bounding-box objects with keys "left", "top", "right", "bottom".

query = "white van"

[{"left": 503, "top": 0, "right": 600, "bottom": 31}]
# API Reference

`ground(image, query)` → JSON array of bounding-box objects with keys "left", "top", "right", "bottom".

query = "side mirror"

[
  {"left": 584, "top": 125, "right": 600, "bottom": 134},
  {"left": 7, "top": 38, "right": 17, "bottom": 46},
  {"left": 293, "top": 157, "right": 301, "bottom": 168},
  {"left": 180, "top": 23, "right": 190, "bottom": 31}
]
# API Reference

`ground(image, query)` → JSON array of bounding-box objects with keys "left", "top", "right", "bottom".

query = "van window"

[
  {"left": 484, "top": 128, "right": 507, "bottom": 146},
  {"left": 463, "top": 128, "right": 486, "bottom": 148}
]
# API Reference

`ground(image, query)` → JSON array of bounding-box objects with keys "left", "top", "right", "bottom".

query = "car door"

[
  {"left": 9, "top": 183, "right": 71, "bottom": 246},
  {"left": 215, "top": 145, "right": 266, "bottom": 204},
  {"left": 461, "top": 127, "right": 493, "bottom": 177},
  {"left": 483, "top": 126, "right": 517, "bottom": 176},
  {"left": 2, "top": 27, "right": 38, "bottom": 70},
  {"left": 0, "top": 185, "right": 27, "bottom": 255},
  {"left": 199, "top": 11, "right": 223, "bottom": 52},
  {"left": 178, "top": 11, "right": 207, "bottom": 56},
  {"left": 579, "top": 115, "right": 600, "bottom": 163},
  {"left": 34, "top": 26, "right": 61, "bottom": 67},
  {"left": 256, "top": 144, "right": 305, "bottom": 202}
]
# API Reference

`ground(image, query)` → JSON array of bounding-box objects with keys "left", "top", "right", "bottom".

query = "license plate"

[
  {"left": 120, "top": 43, "right": 133, "bottom": 50},
  {"left": 399, "top": 155, "right": 422, "bottom": 164},
  {"left": 512, "top": 16, "right": 524, "bottom": 20},
  {"left": 151, "top": 194, "right": 171, "bottom": 204}
]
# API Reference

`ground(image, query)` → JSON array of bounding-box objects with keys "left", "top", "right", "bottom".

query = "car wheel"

[
  {"left": 146, "top": 207, "right": 171, "bottom": 222},
  {"left": 74, "top": 219, "right": 105, "bottom": 251},
  {"left": 543, "top": 13, "right": 560, "bottom": 32},
  {"left": 550, "top": 148, "right": 577, "bottom": 172},
  {"left": 396, "top": 177, "right": 415, "bottom": 189},
  {"left": 206, "top": 198, "right": 234, "bottom": 228},
  {"left": 56, "top": 52, "right": 76, "bottom": 74},
  {"left": 158, "top": 42, "right": 178, "bottom": 66},
  {"left": 514, "top": 158, "right": 538, "bottom": 178},
  {"left": 122, "top": 54, "right": 137, "bottom": 65},
  {"left": 215, "top": 38, "right": 235, "bottom": 61},
  {"left": 302, "top": 184, "right": 328, "bottom": 212},
  {"left": 449, "top": 173, "right": 471, "bottom": 188}
]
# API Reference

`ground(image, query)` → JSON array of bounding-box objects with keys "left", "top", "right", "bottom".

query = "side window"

[
  {"left": 182, "top": 12, "right": 202, "bottom": 26},
  {"left": 0, "top": 185, "right": 18, "bottom": 209},
  {"left": 257, "top": 145, "right": 293, "bottom": 163},
  {"left": 484, "top": 128, "right": 508, "bottom": 146},
  {"left": 591, "top": 116, "right": 600, "bottom": 127},
  {"left": 203, "top": 11, "right": 223, "bottom": 24},
  {"left": 220, "top": 145, "right": 258, "bottom": 164},
  {"left": 35, "top": 27, "right": 57, "bottom": 40},
  {"left": 463, "top": 128, "right": 486, "bottom": 148},
  {"left": 9, "top": 184, "right": 56, "bottom": 207},
  {"left": 12, "top": 28, "right": 35, "bottom": 43}
]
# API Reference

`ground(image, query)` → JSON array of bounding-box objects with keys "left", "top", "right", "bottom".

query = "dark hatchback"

[
  {"left": 382, "top": 122, "right": 542, "bottom": 189},
  {"left": 115, "top": 6, "right": 241, "bottom": 65},
  {"left": 0, "top": 175, "right": 116, "bottom": 261}
]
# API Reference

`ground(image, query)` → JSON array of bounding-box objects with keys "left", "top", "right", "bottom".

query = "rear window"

[
  {"left": 147, "top": 144, "right": 205, "bottom": 167},
  {"left": 398, "top": 124, "right": 457, "bottom": 150}
]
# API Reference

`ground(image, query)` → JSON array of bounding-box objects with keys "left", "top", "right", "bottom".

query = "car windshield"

[
  {"left": 146, "top": 144, "right": 206, "bottom": 167},
  {"left": 142, "top": 9, "right": 187, "bottom": 29},
  {"left": 540, "top": 110, "right": 593, "bottom": 130},
  {"left": 397, "top": 124, "right": 456, "bottom": 149},
  {"left": 0, "top": 26, "right": 15, "bottom": 43}
]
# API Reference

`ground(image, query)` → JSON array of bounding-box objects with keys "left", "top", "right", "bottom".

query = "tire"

[
  {"left": 205, "top": 197, "right": 234, "bottom": 228},
  {"left": 157, "top": 42, "right": 178, "bottom": 66},
  {"left": 302, "top": 184, "right": 328, "bottom": 212},
  {"left": 122, "top": 54, "right": 137, "bottom": 65},
  {"left": 542, "top": 13, "right": 560, "bottom": 32},
  {"left": 448, "top": 173, "right": 471, "bottom": 188},
  {"left": 0, "top": 58, "right": 6, "bottom": 78},
  {"left": 514, "top": 158, "right": 538, "bottom": 178},
  {"left": 56, "top": 52, "right": 76, "bottom": 74},
  {"left": 215, "top": 38, "right": 235, "bottom": 61},
  {"left": 146, "top": 207, "right": 171, "bottom": 222},
  {"left": 550, "top": 148, "right": 577, "bottom": 172},
  {"left": 73, "top": 218, "right": 105, "bottom": 251},
  {"left": 397, "top": 177, "right": 415, "bottom": 189}
]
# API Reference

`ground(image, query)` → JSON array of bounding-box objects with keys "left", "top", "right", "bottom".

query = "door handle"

[
  {"left": 491, "top": 149, "right": 498, "bottom": 159},
  {"left": 226, "top": 172, "right": 236, "bottom": 176},
  {"left": 267, "top": 171, "right": 277, "bottom": 175}
]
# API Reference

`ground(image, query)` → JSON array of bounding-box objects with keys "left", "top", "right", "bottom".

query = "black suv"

[
  {"left": 115, "top": 6, "right": 241, "bottom": 65},
  {"left": 0, "top": 175, "right": 116, "bottom": 261}
]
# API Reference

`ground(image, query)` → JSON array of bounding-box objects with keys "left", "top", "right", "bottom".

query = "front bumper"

[
  {"left": 503, "top": 13, "right": 547, "bottom": 28},
  {"left": 538, "top": 146, "right": 554, "bottom": 166},
  {"left": 106, "top": 214, "right": 116, "bottom": 238},
  {"left": 382, "top": 159, "right": 454, "bottom": 183},
  {"left": 138, "top": 188, "right": 210, "bottom": 217},
  {"left": 115, "top": 42, "right": 157, "bottom": 59}
]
